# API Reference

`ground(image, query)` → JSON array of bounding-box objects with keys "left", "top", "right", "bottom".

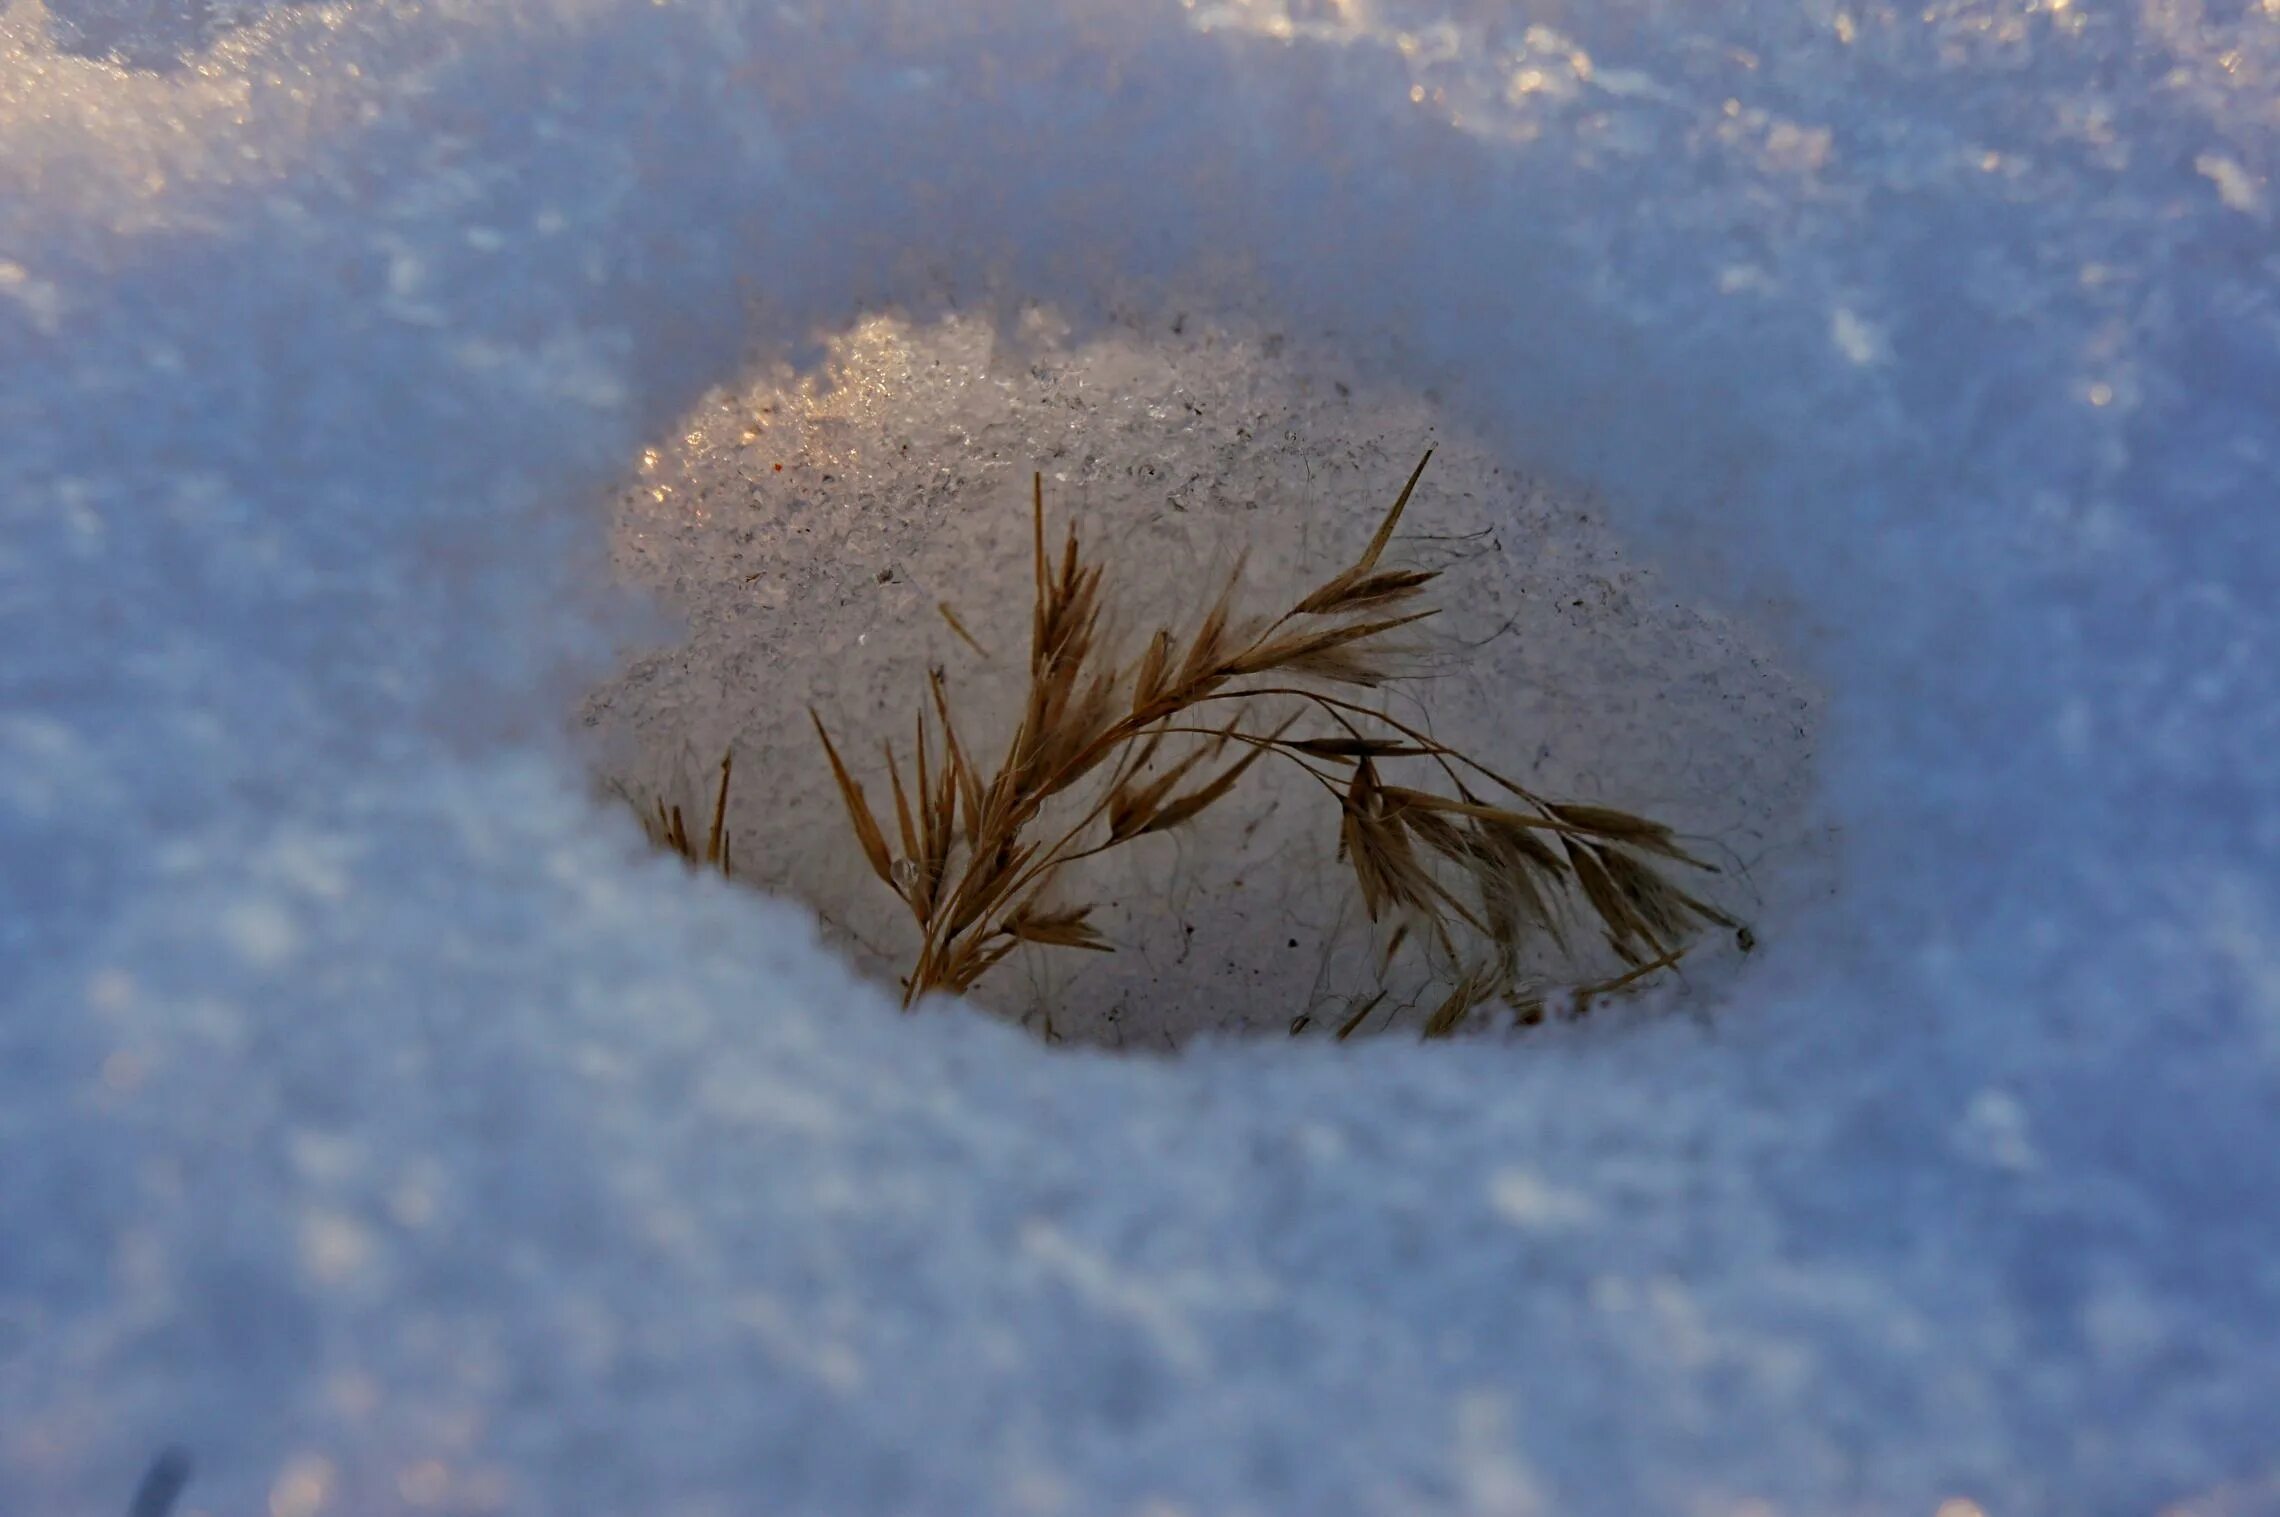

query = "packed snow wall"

[{"left": 4, "top": 1, "right": 2277, "bottom": 1514}]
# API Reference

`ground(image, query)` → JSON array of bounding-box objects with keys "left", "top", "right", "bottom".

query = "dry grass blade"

[
  {"left": 622, "top": 750, "right": 738, "bottom": 879},
  {"left": 1598, "top": 845, "right": 1735, "bottom": 943},
  {"left": 1174, "top": 556, "right": 1249, "bottom": 693},
  {"left": 1005, "top": 899, "right": 1113, "bottom": 952},
  {"left": 880, "top": 740, "right": 930, "bottom": 922},
  {"left": 1230, "top": 608, "right": 1438, "bottom": 681},
  {"left": 1042, "top": 668, "right": 1123, "bottom": 795},
  {"left": 1375, "top": 787, "right": 1567, "bottom": 831},
  {"left": 1420, "top": 965, "right": 1497, "bottom": 1039},
  {"left": 1572, "top": 945, "right": 1689, "bottom": 1016},
  {"left": 1138, "top": 713, "right": 1295, "bottom": 837},
  {"left": 1302, "top": 567, "right": 1441, "bottom": 616},
  {"left": 1131, "top": 628, "right": 1174, "bottom": 714},
  {"left": 929, "top": 669, "right": 987, "bottom": 846},
  {"left": 1108, "top": 738, "right": 1217, "bottom": 842},
  {"left": 1031, "top": 471, "right": 1049, "bottom": 650},
  {"left": 1673, "top": 881, "right": 1743, "bottom": 932},
  {"left": 1401, "top": 805, "right": 1472, "bottom": 864},
  {"left": 911, "top": 710, "right": 949, "bottom": 915},
  {"left": 1549, "top": 802, "right": 1705, "bottom": 865},
  {"left": 812, "top": 710, "right": 896, "bottom": 891},
  {"left": 1483, "top": 814, "right": 1569, "bottom": 875},
  {"left": 883, "top": 741, "right": 919, "bottom": 869},
  {"left": 1474, "top": 823, "right": 1568, "bottom": 952},
  {"left": 941, "top": 838, "right": 1035, "bottom": 944},
  {"left": 1293, "top": 448, "right": 1434, "bottom": 614},
  {"left": 1357, "top": 448, "right": 1433, "bottom": 575},
  {"left": 705, "top": 752, "right": 733, "bottom": 866},
  {"left": 795, "top": 453, "right": 1742, "bottom": 1034},
  {"left": 1339, "top": 761, "right": 1439, "bottom": 921},
  {"left": 938, "top": 601, "right": 992, "bottom": 659},
  {"left": 1334, "top": 991, "right": 1388, "bottom": 1041},
  {"left": 1378, "top": 809, "right": 1560, "bottom": 933},
  {"left": 1289, "top": 736, "right": 1435, "bottom": 760},
  {"left": 1563, "top": 839, "right": 1659, "bottom": 965},
  {"left": 942, "top": 936, "right": 1020, "bottom": 995},
  {"left": 1283, "top": 642, "right": 1399, "bottom": 689}
]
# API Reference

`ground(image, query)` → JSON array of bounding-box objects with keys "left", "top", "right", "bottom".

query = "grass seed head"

[{"left": 789, "top": 451, "right": 1741, "bottom": 1036}]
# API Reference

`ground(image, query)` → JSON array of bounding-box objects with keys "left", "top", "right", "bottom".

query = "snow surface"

[{"left": 4, "top": 0, "right": 2279, "bottom": 1512}]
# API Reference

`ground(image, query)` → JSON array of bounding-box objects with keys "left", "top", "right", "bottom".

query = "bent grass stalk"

[{"left": 808, "top": 453, "right": 1742, "bottom": 1037}]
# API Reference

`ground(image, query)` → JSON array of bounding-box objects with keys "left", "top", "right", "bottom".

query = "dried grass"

[
  {"left": 630, "top": 750, "right": 737, "bottom": 876},
  {"left": 803, "top": 452, "right": 1746, "bottom": 1038}
]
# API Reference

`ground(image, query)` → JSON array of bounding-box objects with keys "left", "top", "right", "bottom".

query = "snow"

[{"left": 3, "top": 0, "right": 2278, "bottom": 1513}]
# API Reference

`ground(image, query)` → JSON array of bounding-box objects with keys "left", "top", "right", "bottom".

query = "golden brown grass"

[
  {"left": 631, "top": 750, "right": 737, "bottom": 875},
  {"left": 808, "top": 452, "right": 1743, "bottom": 1038}
]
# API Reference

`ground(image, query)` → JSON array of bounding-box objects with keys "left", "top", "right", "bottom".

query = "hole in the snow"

[{"left": 580, "top": 309, "right": 1829, "bottom": 1049}]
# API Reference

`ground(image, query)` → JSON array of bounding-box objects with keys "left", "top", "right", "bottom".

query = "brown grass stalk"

[
  {"left": 630, "top": 750, "right": 737, "bottom": 875},
  {"left": 809, "top": 452, "right": 1743, "bottom": 1037}
]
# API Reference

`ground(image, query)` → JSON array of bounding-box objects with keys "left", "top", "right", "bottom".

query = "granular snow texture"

[{"left": 3, "top": 1, "right": 2277, "bottom": 1514}]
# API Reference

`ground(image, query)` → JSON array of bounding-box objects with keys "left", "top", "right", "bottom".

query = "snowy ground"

[
  {"left": 4, "top": 0, "right": 2279, "bottom": 1514},
  {"left": 584, "top": 311, "right": 1826, "bottom": 1046}
]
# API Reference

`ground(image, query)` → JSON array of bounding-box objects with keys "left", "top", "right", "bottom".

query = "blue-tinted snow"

[
  {"left": 42, "top": 0, "right": 309, "bottom": 70},
  {"left": 3, "top": 0, "right": 2277, "bottom": 1512}
]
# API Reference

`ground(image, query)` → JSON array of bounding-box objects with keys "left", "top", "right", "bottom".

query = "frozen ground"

[{"left": 3, "top": 0, "right": 2278, "bottom": 1514}]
